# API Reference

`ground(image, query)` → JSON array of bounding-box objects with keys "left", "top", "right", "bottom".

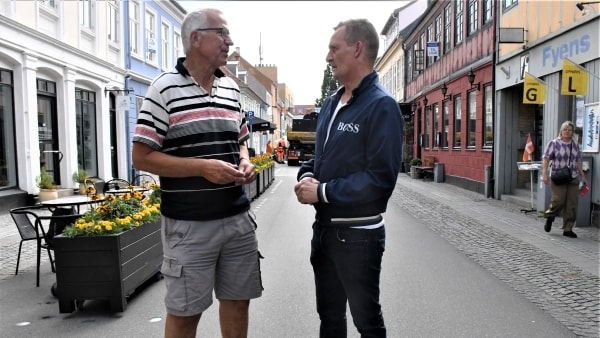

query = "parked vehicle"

[{"left": 286, "top": 112, "right": 318, "bottom": 166}]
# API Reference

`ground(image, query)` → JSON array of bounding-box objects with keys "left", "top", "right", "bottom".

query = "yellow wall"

[{"left": 499, "top": 0, "right": 597, "bottom": 57}]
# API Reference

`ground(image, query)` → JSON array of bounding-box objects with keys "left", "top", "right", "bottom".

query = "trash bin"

[{"left": 433, "top": 163, "right": 444, "bottom": 183}]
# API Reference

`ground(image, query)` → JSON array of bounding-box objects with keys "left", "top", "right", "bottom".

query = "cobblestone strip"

[{"left": 391, "top": 186, "right": 600, "bottom": 338}]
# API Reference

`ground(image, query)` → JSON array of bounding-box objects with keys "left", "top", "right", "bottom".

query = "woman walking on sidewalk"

[{"left": 541, "top": 121, "right": 587, "bottom": 238}]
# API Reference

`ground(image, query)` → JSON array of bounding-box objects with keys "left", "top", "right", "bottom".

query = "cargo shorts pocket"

[{"left": 161, "top": 258, "right": 186, "bottom": 312}]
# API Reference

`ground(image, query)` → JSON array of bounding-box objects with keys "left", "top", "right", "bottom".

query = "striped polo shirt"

[{"left": 133, "top": 57, "right": 250, "bottom": 221}]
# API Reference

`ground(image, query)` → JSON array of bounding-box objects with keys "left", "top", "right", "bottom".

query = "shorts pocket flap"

[{"left": 161, "top": 259, "right": 183, "bottom": 278}]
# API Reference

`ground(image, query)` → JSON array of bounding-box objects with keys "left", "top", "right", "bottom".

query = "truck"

[{"left": 286, "top": 112, "right": 318, "bottom": 166}]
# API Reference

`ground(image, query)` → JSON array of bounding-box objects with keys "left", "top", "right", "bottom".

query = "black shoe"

[
  {"left": 544, "top": 218, "right": 553, "bottom": 232},
  {"left": 563, "top": 231, "right": 577, "bottom": 238}
]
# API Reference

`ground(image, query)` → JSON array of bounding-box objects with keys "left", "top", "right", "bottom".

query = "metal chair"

[
  {"left": 9, "top": 206, "right": 80, "bottom": 287},
  {"left": 103, "top": 178, "right": 131, "bottom": 194},
  {"left": 132, "top": 173, "right": 157, "bottom": 188},
  {"left": 83, "top": 176, "right": 105, "bottom": 195}
]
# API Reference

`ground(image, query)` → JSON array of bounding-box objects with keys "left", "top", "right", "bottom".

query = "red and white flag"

[{"left": 523, "top": 134, "right": 534, "bottom": 161}]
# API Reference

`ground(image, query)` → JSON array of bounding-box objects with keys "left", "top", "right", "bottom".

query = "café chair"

[
  {"left": 83, "top": 176, "right": 105, "bottom": 195},
  {"left": 9, "top": 206, "right": 80, "bottom": 287},
  {"left": 103, "top": 178, "right": 131, "bottom": 194},
  {"left": 132, "top": 173, "right": 157, "bottom": 188}
]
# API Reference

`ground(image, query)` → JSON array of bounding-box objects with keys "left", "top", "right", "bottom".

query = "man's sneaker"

[
  {"left": 544, "top": 218, "right": 553, "bottom": 232},
  {"left": 563, "top": 231, "right": 577, "bottom": 238}
]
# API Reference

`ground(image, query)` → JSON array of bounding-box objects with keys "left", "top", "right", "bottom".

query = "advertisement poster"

[{"left": 582, "top": 103, "right": 599, "bottom": 153}]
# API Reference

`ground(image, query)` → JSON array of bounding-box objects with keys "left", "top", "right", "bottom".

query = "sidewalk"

[{"left": 391, "top": 174, "right": 599, "bottom": 337}]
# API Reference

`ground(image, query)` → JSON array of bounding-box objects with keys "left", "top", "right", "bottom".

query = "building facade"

[
  {"left": 404, "top": 0, "right": 496, "bottom": 194},
  {"left": 0, "top": 0, "right": 185, "bottom": 211},
  {"left": 495, "top": 0, "right": 599, "bottom": 225}
]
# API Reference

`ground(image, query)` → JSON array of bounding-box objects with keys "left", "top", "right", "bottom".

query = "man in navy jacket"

[{"left": 294, "top": 18, "right": 404, "bottom": 338}]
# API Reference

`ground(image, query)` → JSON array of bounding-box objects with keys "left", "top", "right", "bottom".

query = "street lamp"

[
  {"left": 441, "top": 82, "right": 452, "bottom": 101},
  {"left": 576, "top": 1, "right": 600, "bottom": 14},
  {"left": 467, "top": 69, "right": 480, "bottom": 91},
  {"left": 422, "top": 96, "right": 428, "bottom": 107}
]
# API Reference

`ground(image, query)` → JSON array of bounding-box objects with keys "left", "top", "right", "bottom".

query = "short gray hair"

[
  {"left": 333, "top": 19, "right": 379, "bottom": 64},
  {"left": 557, "top": 120, "right": 575, "bottom": 138},
  {"left": 181, "top": 8, "right": 222, "bottom": 53}
]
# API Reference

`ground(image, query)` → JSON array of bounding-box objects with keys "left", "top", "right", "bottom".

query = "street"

[{"left": 0, "top": 163, "right": 597, "bottom": 337}]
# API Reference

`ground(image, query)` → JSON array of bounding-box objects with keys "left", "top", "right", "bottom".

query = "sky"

[{"left": 177, "top": 1, "right": 410, "bottom": 104}]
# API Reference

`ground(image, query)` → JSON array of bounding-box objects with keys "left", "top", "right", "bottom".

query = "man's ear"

[{"left": 354, "top": 41, "right": 363, "bottom": 58}]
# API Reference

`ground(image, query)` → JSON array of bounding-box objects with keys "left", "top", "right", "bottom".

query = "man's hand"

[
  {"left": 234, "top": 159, "right": 258, "bottom": 186},
  {"left": 294, "top": 177, "right": 320, "bottom": 204},
  {"left": 203, "top": 159, "right": 246, "bottom": 185}
]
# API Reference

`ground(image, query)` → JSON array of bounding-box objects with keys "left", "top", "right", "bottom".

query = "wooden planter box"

[
  {"left": 53, "top": 220, "right": 163, "bottom": 313},
  {"left": 245, "top": 180, "right": 257, "bottom": 200}
]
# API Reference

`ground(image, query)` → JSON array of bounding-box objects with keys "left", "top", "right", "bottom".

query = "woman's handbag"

[
  {"left": 551, "top": 167, "right": 572, "bottom": 185},
  {"left": 550, "top": 141, "right": 573, "bottom": 185}
]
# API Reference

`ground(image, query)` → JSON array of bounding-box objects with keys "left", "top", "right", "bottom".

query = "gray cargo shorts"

[{"left": 160, "top": 212, "right": 263, "bottom": 317}]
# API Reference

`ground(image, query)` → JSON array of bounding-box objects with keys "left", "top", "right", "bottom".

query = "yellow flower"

[{"left": 62, "top": 186, "right": 162, "bottom": 238}]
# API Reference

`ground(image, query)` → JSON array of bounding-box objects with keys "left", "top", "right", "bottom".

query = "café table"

[
  {"left": 104, "top": 186, "right": 148, "bottom": 195},
  {"left": 40, "top": 194, "right": 103, "bottom": 213}
]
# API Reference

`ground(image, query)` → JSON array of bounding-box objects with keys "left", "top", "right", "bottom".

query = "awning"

[{"left": 250, "top": 117, "right": 277, "bottom": 132}]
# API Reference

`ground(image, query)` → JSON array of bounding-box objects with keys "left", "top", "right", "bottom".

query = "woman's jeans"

[{"left": 310, "top": 222, "right": 386, "bottom": 338}]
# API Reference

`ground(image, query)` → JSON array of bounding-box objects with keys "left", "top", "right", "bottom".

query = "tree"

[{"left": 315, "top": 64, "right": 339, "bottom": 107}]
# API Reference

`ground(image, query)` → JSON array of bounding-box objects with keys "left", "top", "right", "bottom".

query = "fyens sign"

[{"left": 542, "top": 34, "right": 590, "bottom": 68}]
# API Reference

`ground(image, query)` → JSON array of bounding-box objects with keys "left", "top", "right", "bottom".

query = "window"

[
  {"left": 503, "top": 0, "right": 518, "bottom": 12},
  {"left": 467, "top": 91, "right": 476, "bottom": 148},
  {"left": 75, "top": 88, "right": 98, "bottom": 176},
  {"left": 483, "top": 0, "right": 493, "bottom": 24},
  {"left": 455, "top": 0, "right": 464, "bottom": 45},
  {"left": 0, "top": 69, "right": 17, "bottom": 189},
  {"left": 424, "top": 106, "right": 430, "bottom": 149},
  {"left": 80, "top": 0, "right": 93, "bottom": 30},
  {"left": 444, "top": 4, "right": 451, "bottom": 53},
  {"left": 161, "top": 21, "right": 171, "bottom": 70},
  {"left": 407, "top": 44, "right": 413, "bottom": 81},
  {"left": 37, "top": 79, "right": 60, "bottom": 184},
  {"left": 483, "top": 85, "right": 493, "bottom": 148},
  {"left": 442, "top": 100, "right": 449, "bottom": 148},
  {"left": 468, "top": 0, "right": 478, "bottom": 35},
  {"left": 427, "top": 25, "right": 434, "bottom": 67},
  {"left": 433, "top": 103, "right": 439, "bottom": 148},
  {"left": 129, "top": 1, "right": 140, "bottom": 54},
  {"left": 145, "top": 9, "right": 156, "bottom": 63},
  {"left": 39, "top": 0, "right": 56, "bottom": 9},
  {"left": 454, "top": 96, "right": 462, "bottom": 148},
  {"left": 435, "top": 14, "right": 442, "bottom": 57},
  {"left": 174, "top": 31, "right": 183, "bottom": 61},
  {"left": 107, "top": 0, "right": 119, "bottom": 44}
]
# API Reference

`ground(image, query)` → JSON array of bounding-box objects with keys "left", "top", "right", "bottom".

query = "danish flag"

[{"left": 523, "top": 134, "right": 534, "bottom": 161}]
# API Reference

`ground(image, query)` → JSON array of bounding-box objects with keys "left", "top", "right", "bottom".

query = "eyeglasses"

[{"left": 195, "top": 27, "right": 230, "bottom": 38}]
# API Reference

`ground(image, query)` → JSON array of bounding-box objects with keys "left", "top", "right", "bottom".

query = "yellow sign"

[
  {"left": 523, "top": 73, "right": 546, "bottom": 104},
  {"left": 561, "top": 58, "right": 588, "bottom": 95}
]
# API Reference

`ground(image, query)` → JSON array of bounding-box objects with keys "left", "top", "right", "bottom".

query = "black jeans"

[{"left": 310, "top": 223, "right": 386, "bottom": 338}]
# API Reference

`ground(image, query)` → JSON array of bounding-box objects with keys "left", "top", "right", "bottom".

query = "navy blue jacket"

[{"left": 297, "top": 71, "right": 404, "bottom": 227}]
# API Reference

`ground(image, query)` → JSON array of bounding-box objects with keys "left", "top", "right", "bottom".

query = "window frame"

[
  {"left": 161, "top": 20, "right": 171, "bottom": 71},
  {"left": 467, "top": 90, "right": 477, "bottom": 149},
  {"left": 483, "top": 84, "right": 493, "bottom": 148},
  {"left": 455, "top": 0, "right": 464, "bottom": 45},
  {"left": 145, "top": 7, "right": 158, "bottom": 65},
  {"left": 107, "top": 0, "right": 119, "bottom": 45},
  {"left": 453, "top": 95, "right": 462, "bottom": 149},
  {"left": 468, "top": 0, "right": 478, "bottom": 35},
  {"left": 129, "top": 0, "right": 141, "bottom": 57}
]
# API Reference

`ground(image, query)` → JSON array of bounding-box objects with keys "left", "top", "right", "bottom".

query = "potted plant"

[
  {"left": 72, "top": 165, "right": 88, "bottom": 194},
  {"left": 409, "top": 158, "right": 422, "bottom": 179},
  {"left": 53, "top": 186, "right": 163, "bottom": 313},
  {"left": 36, "top": 167, "right": 58, "bottom": 201}
]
